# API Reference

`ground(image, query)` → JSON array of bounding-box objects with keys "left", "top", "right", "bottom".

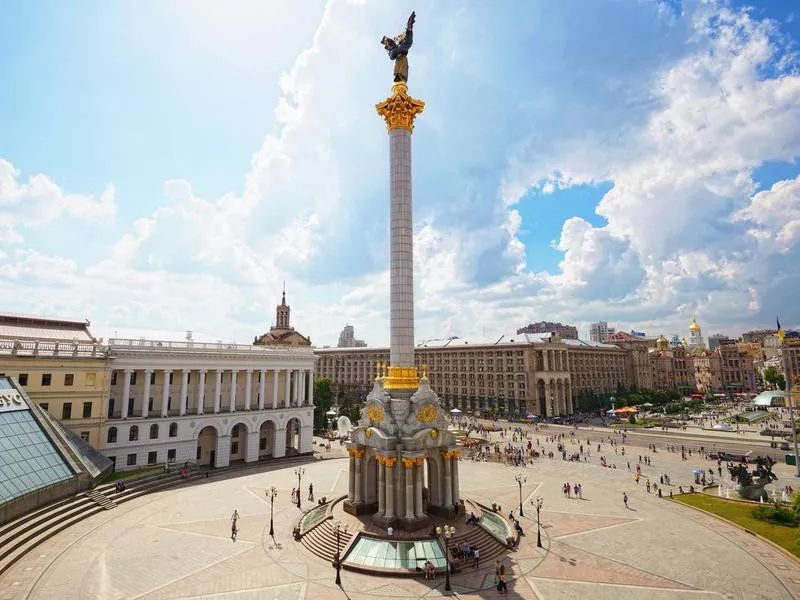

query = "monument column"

[
  {"left": 384, "top": 460, "right": 396, "bottom": 519},
  {"left": 258, "top": 369, "right": 266, "bottom": 410},
  {"left": 414, "top": 458, "right": 424, "bottom": 518},
  {"left": 354, "top": 454, "right": 363, "bottom": 503},
  {"left": 376, "top": 82, "right": 425, "bottom": 393},
  {"left": 403, "top": 459, "right": 415, "bottom": 520},
  {"left": 160, "top": 370, "right": 171, "bottom": 417},
  {"left": 213, "top": 370, "right": 222, "bottom": 413},
  {"left": 141, "top": 369, "right": 152, "bottom": 418},
  {"left": 377, "top": 458, "right": 386, "bottom": 516},
  {"left": 348, "top": 452, "right": 356, "bottom": 501},
  {"left": 443, "top": 452, "right": 453, "bottom": 507},
  {"left": 452, "top": 454, "right": 460, "bottom": 506}
]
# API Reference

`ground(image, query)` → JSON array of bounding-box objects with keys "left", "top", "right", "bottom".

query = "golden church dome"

[{"left": 689, "top": 317, "right": 701, "bottom": 333}]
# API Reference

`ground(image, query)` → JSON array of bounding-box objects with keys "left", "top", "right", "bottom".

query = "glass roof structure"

[
  {"left": 343, "top": 535, "right": 446, "bottom": 571},
  {"left": 0, "top": 378, "right": 74, "bottom": 504}
]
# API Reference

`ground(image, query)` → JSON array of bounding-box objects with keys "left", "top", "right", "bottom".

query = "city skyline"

[{"left": 2, "top": 1, "right": 800, "bottom": 347}]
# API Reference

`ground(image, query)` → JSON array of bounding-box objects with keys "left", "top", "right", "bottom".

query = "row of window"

[
  {"left": 107, "top": 422, "right": 179, "bottom": 443},
  {"left": 17, "top": 373, "right": 81, "bottom": 387},
  {"left": 112, "top": 448, "right": 178, "bottom": 468},
  {"left": 39, "top": 401, "right": 92, "bottom": 420}
]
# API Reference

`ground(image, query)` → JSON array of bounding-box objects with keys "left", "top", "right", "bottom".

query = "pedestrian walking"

[
  {"left": 497, "top": 565, "right": 508, "bottom": 594},
  {"left": 291, "top": 488, "right": 296, "bottom": 504},
  {"left": 494, "top": 559, "right": 501, "bottom": 585},
  {"left": 295, "top": 488, "right": 301, "bottom": 507},
  {"left": 231, "top": 509, "right": 239, "bottom": 541},
  {"left": 623, "top": 492, "right": 629, "bottom": 508},
  {"left": 473, "top": 546, "right": 480, "bottom": 568},
  {"left": 308, "top": 483, "right": 314, "bottom": 501}
]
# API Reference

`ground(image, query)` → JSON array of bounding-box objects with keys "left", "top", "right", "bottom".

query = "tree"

[
  {"left": 763, "top": 366, "right": 786, "bottom": 391},
  {"left": 339, "top": 402, "right": 362, "bottom": 424},
  {"left": 313, "top": 378, "right": 334, "bottom": 434}
]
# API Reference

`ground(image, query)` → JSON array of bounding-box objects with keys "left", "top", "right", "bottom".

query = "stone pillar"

[
  {"left": 452, "top": 456, "right": 460, "bottom": 505},
  {"left": 385, "top": 462, "right": 395, "bottom": 519},
  {"left": 355, "top": 456, "right": 363, "bottom": 503},
  {"left": 141, "top": 369, "right": 152, "bottom": 418},
  {"left": 443, "top": 455, "right": 453, "bottom": 507},
  {"left": 121, "top": 369, "right": 132, "bottom": 419},
  {"left": 229, "top": 370, "right": 238, "bottom": 412},
  {"left": 244, "top": 429, "right": 260, "bottom": 463},
  {"left": 160, "top": 370, "right": 171, "bottom": 417},
  {"left": 258, "top": 369, "right": 266, "bottom": 410},
  {"left": 378, "top": 460, "right": 386, "bottom": 516},
  {"left": 404, "top": 459, "right": 415, "bottom": 519},
  {"left": 300, "top": 424, "right": 313, "bottom": 453},
  {"left": 297, "top": 370, "right": 305, "bottom": 406},
  {"left": 414, "top": 460, "right": 424, "bottom": 518},
  {"left": 348, "top": 456, "right": 356, "bottom": 500},
  {"left": 213, "top": 370, "right": 222, "bottom": 413},
  {"left": 273, "top": 426, "right": 286, "bottom": 459},
  {"left": 284, "top": 370, "right": 291, "bottom": 408},
  {"left": 308, "top": 370, "right": 314, "bottom": 406},
  {"left": 244, "top": 370, "right": 252, "bottom": 410},
  {"left": 196, "top": 369, "right": 206, "bottom": 415},
  {"left": 179, "top": 370, "right": 189, "bottom": 416},
  {"left": 272, "top": 369, "right": 279, "bottom": 409},
  {"left": 214, "top": 434, "right": 231, "bottom": 469}
]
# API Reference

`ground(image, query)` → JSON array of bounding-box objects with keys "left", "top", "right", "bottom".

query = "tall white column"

[
  {"left": 294, "top": 369, "right": 301, "bottom": 407},
  {"left": 298, "top": 370, "right": 305, "bottom": 406},
  {"left": 214, "top": 370, "right": 222, "bottom": 413},
  {"left": 415, "top": 461, "right": 424, "bottom": 518},
  {"left": 142, "top": 369, "right": 152, "bottom": 418},
  {"left": 355, "top": 457, "right": 363, "bottom": 503},
  {"left": 160, "top": 370, "right": 171, "bottom": 417},
  {"left": 121, "top": 369, "right": 132, "bottom": 419},
  {"left": 272, "top": 369, "right": 279, "bottom": 409},
  {"left": 229, "top": 370, "right": 238, "bottom": 412},
  {"left": 258, "top": 369, "right": 266, "bottom": 410},
  {"left": 244, "top": 370, "right": 252, "bottom": 410},
  {"left": 284, "top": 369, "right": 291, "bottom": 408},
  {"left": 385, "top": 465, "right": 395, "bottom": 519},
  {"left": 443, "top": 456, "right": 453, "bottom": 507},
  {"left": 196, "top": 369, "right": 206, "bottom": 415},
  {"left": 378, "top": 461, "right": 386, "bottom": 516},
  {"left": 180, "top": 370, "right": 189, "bottom": 416},
  {"left": 404, "top": 461, "right": 415, "bottom": 519},
  {"left": 308, "top": 370, "right": 315, "bottom": 407},
  {"left": 348, "top": 456, "right": 356, "bottom": 500},
  {"left": 452, "top": 457, "right": 460, "bottom": 505}
]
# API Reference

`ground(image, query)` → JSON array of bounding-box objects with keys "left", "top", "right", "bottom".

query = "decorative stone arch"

[
  {"left": 195, "top": 423, "right": 221, "bottom": 467},
  {"left": 257, "top": 418, "right": 278, "bottom": 459},
  {"left": 285, "top": 417, "right": 302, "bottom": 455},
  {"left": 227, "top": 419, "right": 250, "bottom": 463}
]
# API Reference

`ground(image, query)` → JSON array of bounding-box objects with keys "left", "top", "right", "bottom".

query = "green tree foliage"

[
  {"left": 313, "top": 378, "right": 334, "bottom": 434},
  {"left": 339, "top": 402, "right": 362, "bottom": 424},
  {"left": 763, "top": 366, "right": 786, "bottom": 391}
]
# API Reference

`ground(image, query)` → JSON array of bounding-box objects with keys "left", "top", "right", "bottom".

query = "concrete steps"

[
  {"left": 0, "top": 454, "right": 316, "bottom": 578},
  {"left": 300, "top": 520, "right": 355, "bottom": 563}
]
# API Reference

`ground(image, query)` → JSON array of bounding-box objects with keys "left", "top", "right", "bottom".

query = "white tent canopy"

[{"left": 450, "top": 408, "right": 462, "bottom": 414}]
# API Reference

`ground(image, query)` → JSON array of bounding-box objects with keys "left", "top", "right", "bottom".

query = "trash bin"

[{"left": 786, "top": 454, "right": 796, "bottom": 466}]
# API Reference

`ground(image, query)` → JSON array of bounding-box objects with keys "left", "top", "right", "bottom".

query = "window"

[
  {"left": 147, "top": 451, "right": 157, "bottom": 465},
  {"left": 130, "top": 372, "right": 137, "bottom": 385},
  {"left": 107, "top": 427, "right": 118, "bottom": 443},
  {"left": 82, "top": 402, "right": 92, "bottom": 418},
  {"left": 260, "top": 437, "right": 267, "bottom": 450},
  {"left": 150, "top": 371, "right": 156, "bottom": 385},
  {"left": 231, "top": 441, "right": 239, "bottom": 454},
  {"left": 149, "top": 424, "right": 159, "bottom": 439},
  {"left": 64, "top": 374, "right": 74, "bottom": 386},
  {"left": 196, "top": 446, "right": 202, "bottom": 460},
  {"left": 62, "top": 403, "right": 72, "bottom": 420},
  {"left": 232, "top": 424, "right": 240, "bottom": 438},
  {"left": 40, "top": 402, "right": 49, "bottom": 412},
  {"left": 169, "top": 422, "right": 178, "bottom": 437},
  {"left": 86, "top": 372, "right": 96, "bottom": 386},
  {"left": 41, "top": 373, "right": 52, "bottom": 386},
  {"left": 148, "top": 397, "right": 153, "bottom": 412},
  {"left": 127, "top": 453, "right": 137, "bottom": 466},
  {"left": 129, "top": 426, "right": 139, "bottom": 441},
  {"left": 80, "top": 431, "right": 90, "bottom": 442},
  {"left": 169, "top": 372, "right": 174, "bottom": 385},
  {"left": 18, "top": 373, "right": 28, "bottom": 386},
  {"left": 111, "top": 371, "right": 117, "bottom": 385},
  {"left": 167, "top": 449, "right": 176, "bottom": 462}
]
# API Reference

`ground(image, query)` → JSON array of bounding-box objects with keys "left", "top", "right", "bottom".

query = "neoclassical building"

[{"left": 101, "top": 337, "right": 315, "bottom": 471}]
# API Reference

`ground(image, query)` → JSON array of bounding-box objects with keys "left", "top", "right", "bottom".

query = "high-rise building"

[
  {"left": 590, "top": 321, "right": 616, "bottom": 343},
  {"left": 708, "top": 333, "right": 733, "bottom": 351},
  {"left": 518, "top": 321, "right": 578, "bottom": 339},
  {"left": 337, "top": 324, "right": 366, "bottom": 348}
]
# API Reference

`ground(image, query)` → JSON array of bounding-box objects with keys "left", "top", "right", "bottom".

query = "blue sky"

[{"left": 2, "top": 0, "right": 800, "bottom": 345}]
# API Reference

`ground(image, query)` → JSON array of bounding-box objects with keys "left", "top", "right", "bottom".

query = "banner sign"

[{"left": 0, "top": 388, "right": 28, "bottom": 412}]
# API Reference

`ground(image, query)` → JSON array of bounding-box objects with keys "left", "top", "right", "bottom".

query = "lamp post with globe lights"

[
  {"left": 436, "top": 524, "right": 456, "bottom": 591},
  {"left": 532, "top": 496, "right": 543, "bottom": 548},
  {"left": 515, "top": 473, "right": 526, "bottom": 517},
  {"left": 294, "top": 467, "right": 305, "bottom": 507},
  {"left": 332, "top": 520, "right": 348, "bottom": 586},
  {"left": 266, "top": 486, "right": 277, "bottom": 536}
]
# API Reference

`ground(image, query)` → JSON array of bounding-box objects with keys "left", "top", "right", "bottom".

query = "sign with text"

[{"left": 0, "top": 388, "right": 28, "bottom": 412}]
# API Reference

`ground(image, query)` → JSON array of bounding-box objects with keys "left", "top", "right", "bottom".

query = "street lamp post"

[
  {"left": 266, "top": 486, "right": 277, "bottom": 536},
  {"left": 532, "top": 496, "right": 543, "bottom": 548},
  {"left": 294, "top": 467, "right": 305, "bottom": 507},
  {"left": 435, "top": 525, "right": 455, "bottom": 591},
  {"left": 333, "top": 520, "right": 348, "bottom": 586},
  {"left": 515, "top": 473, "right": 526, "bottom": 517}
]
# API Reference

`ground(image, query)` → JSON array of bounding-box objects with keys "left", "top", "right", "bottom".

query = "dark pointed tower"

[{"left": 276, "top": 281, "right": 291, "bottom": 330}]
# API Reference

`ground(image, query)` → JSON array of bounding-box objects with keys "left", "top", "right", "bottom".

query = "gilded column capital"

[
  {"left": 402, "top": 458, "right": 417, "bottom": 469},
  {"left": 414, "top": 456, "right": 425, "bottom": 466},
  {"left": 347, "top": 447, "right": 366, "bottom": 459},
  {"left": 384, "top": 457, "right": 397, "bottom": 469},
  {"left": 375, "top": 455, "right": 385, "bottom": 465},
  {"left": 376, "top": 82, "right": 425, "bottom": 133}
]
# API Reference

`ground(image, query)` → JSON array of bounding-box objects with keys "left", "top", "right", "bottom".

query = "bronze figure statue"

[{"left": 381, "top": 11, "right": 415, "bottom": 83}]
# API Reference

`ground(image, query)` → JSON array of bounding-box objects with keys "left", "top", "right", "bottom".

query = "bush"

[{"left": 753, "top": 505, "right": 800, "bottom": 527}]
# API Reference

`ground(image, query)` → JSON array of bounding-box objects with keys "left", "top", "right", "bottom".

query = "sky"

[{"left": 2, "top": 0, "right": 800, "bottom": 346}]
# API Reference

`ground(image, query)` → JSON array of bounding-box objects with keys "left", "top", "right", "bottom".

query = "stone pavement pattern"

[{"left": 2, "top": 433, "right": 799, "bottom": 600}]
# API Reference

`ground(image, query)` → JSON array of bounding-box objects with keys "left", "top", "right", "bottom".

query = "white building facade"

[
  {"left": 100, "top": 338, "right": 315, "bottom": 471},
  {"left": 589, "top": 321, "right": 615, "bottom": 343}
]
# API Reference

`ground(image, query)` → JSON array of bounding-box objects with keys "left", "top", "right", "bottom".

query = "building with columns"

[{"left": 101, "top": 337, "right": 315, "bottom": 471}]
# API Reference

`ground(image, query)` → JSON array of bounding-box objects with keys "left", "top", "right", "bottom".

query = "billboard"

[{"left": 0, "top": 387, "right": 29, "bottom": 412}]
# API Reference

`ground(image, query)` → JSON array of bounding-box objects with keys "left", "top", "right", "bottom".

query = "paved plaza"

[{"left": 2, "top": 430, "right": 800, "bottom": 600}]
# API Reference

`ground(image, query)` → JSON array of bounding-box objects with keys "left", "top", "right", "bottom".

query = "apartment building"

[
  {"left": 0, "top": 314, "right": 110, "bottom": 448},
  {"left": 589, "top": 321, "right": 616, "bottom": 343}
]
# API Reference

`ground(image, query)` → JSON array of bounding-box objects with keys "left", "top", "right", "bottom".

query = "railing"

[
  {"left": 0, "top": 339, "right": 107, "bottom": 358},
  {"left": 107, "top": 338, "right": 312, "bottom": 356}
]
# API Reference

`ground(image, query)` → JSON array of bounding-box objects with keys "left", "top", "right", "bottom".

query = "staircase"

[
  {"left": 0, "top": 454, "right": 315, "bottom": 578},
  {"left": 300, "top": 519, "right": 355, "bottom": 563},
  {"left": 448, "top": 523, "right": 511, "bottom": 565}
]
